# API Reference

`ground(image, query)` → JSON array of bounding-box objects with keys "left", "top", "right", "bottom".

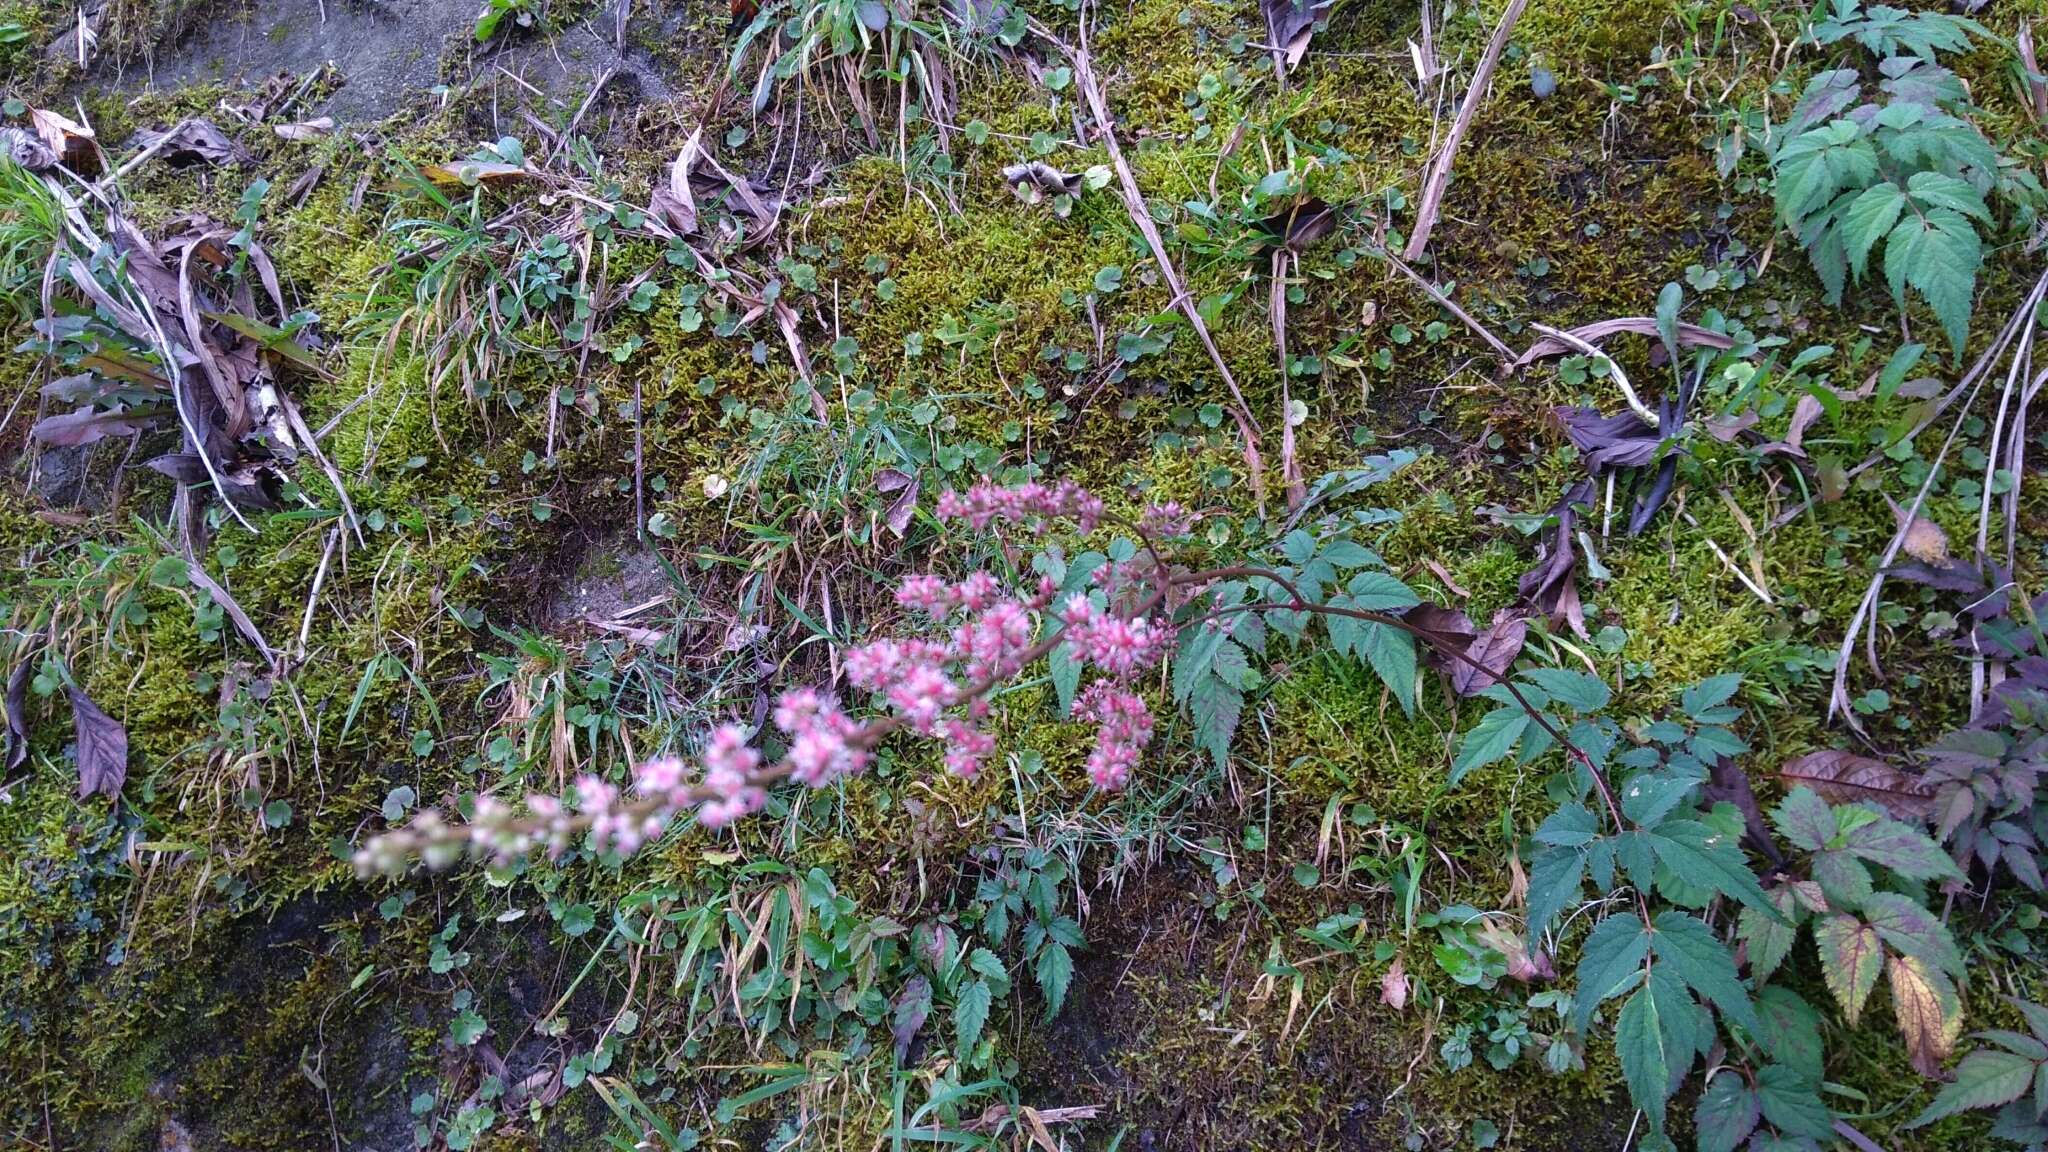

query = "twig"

[
  {"left": 1380, "top": 247, "right": 1515, "bottom": 362},
  {"left": 1271, "top": 248, "right": 1303, "bottom": 510},
  {"left": 1680, "top": 511, "right": 1771, "bottom": 604},
  {"left": 299, "top": 527, "right": 339, "bottom": 656},
  {"left": 186, "top": 561, "right": 280, "bottom": 667},
  {"left": 1404, "top": 0, "right": 1529, "bottom": 262},
  {"left": 1051, "top": 16, "right": 1268, "bottom": 515}
]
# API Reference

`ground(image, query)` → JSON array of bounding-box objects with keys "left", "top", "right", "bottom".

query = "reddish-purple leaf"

[
  {"left": 1705, "top": 757, "right": 1783, "bottom": 867},
  {"left": 68, "top": 685, "right": 127, "bottom": 799},
  {"left": 1557, "top": 405, "right": 1664, "bottom": 471},
  {"left": 890, "top": 974, "right": 931, "bottom": 1063},
  {"left": 1450, "top": 614, "right": 1528, "bottom": 697}
]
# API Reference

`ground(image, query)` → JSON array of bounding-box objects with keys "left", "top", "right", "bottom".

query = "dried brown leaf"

[
  {"left": 1379, "top": 958, "right": 1410, "bottom": 1010},
  {"left": 30, "top": 107, "right": 96, "bottom": 172},
  {"left": 1451, "top": 614, "right": 1528, "bottom": 697},
  {"left": 130, "top": 119, "right": 253, "bottom": 168},
  {"left": 31, "top": 405, "right": 154, "bottom": 447},
  {"left": 1260, "top": 196, "right": 1338, "bottom": 253},
  {"left": 271, "top": 118, "right": 333, "bottom": 142},
  {"left": 2, "top": 126, "right": 56, "bottom": 170},
  {"left": 67, "top": 684, "right": 127, "bottom": 799},
  {"left": 1886, "top": 496, "right": 1951, "bottom": 565},
  {"left": 1263, "top": 0, "right": 1333, "bottom": 72},
  {"left": 650, "top": 129, "right": 703, "bottom": 235},
  {"left": 873, "top": 467, "right": 919, "bottom": 538},
  {"left": 4, "top": 655, "right": 29, "bottom": 771},
  {"left": 1781, "top": 749, "right": 1935, "bottom": 820}
]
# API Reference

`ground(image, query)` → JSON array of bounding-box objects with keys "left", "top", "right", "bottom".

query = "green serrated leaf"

[
  {"left": 1355, "top": 621, "right": 1416, "bottom": 715},
  {"left": 1617, "top": 978, "right": 1679, "bottom": 1131},
  {"left": 1695, "top": 1072, "right": 1762, "bottom": 1152},
  {"left": 1521, "top": 668, "right": 1612, "bottom": 713},
  {"left": 1842, "top": 182, "right": 1907, "bottom": 277},
  {"left": 1452, "top": 707, "right": 1530, "bottom": 786},
  {"left": 1909, "top": 1049, "right": 2039, "bottom": 1127},
  {"left": 1650, "top": 911, "right": 1759, "bottom": 1033},
  {"left": 1842, "top": 815, "right": 1965, "bottom": 882},
  {"left": 953, "top": 979, "right": 992, "bottom": 1053},
  {"left": 1536, "top": 804, "right": 1600, "bottom": 848},
  {"left": 1572, "top": 915, "right": 1651, "bottom": 1031},
  {"left": 1526, "top": 846, "right": 1586, "bottom": 937},
  {"left": 1035, "top": 943, "right": 1073, "bottom": 1018},
  {"left": 1771, "top": 788, "right": 1837, "bottom": 853},
  {"left": 1861, "top": 891, "right": 1963, "bottom": 974},
  {"left": 1647, "top": 821, "right": 1777, "bottom": 918},
  {"left": 1757, "top": 1063, "right": 1835, "bottom": 1140},
  {"left": 1755, "top": 987, "right": 1826, "bottom": 1082},
  {"left": 1739, "top": 887, "right": 1802, "bottom": 982}
]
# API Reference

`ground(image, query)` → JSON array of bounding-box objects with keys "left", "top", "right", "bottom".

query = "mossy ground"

[{"left": 3, "top": 1, "right": 2047, "bottom": 1150}]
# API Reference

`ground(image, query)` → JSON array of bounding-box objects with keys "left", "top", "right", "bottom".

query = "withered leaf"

[
  {"left": 1379, "top": 958, "right": 1410, "bottom": 1010},
  {"left": 1781, "top": 749, "right": 1935, "bottom": 820},
  {"left": 67, "top": 684, "right": 127, "bottom": 800},
  {"left": 651, "top": 130, "right": 703, "bottom": 235},
  {"left": 891, "top": 974, "right": 932, "bottom": 1063},
  {"left": 873, "top": 467, "right": 919, "bottom": 538},
  {"left": 1517, "top": 483, "right": 1591, "bottom": 639},
  {"left": 1259, "top": 196, "right": 1338, "bottom": 253},
  {"left": 1456, "top": 614, "right": 1529, "bottom": 697},
  {"left": 1704, "top": 756, "right": 1783, "bottom": 868},
  {"left": 4, "top": 656, "right": 28, "bottom": 771},
  {"left": 30, "top": 107, "right": 97, "bottom": 172},
  {"left": 1757, "top": 392, "right": 1825, "bottom": 458},
  {"left": 130, "top": 119, "right": 253, "bottom": 168},
  {"left": 271, "top": 118, "right": 334, "bottom": 142},
  {"left": 1403, "top": 602, "right": 1475, "bottom": 665},
  {"left": 1001, "top": 161, "right": 1083, "bottom": 204},
  {"left": 1701, "top": 409, "right": 1758, "bottom": 442},
  {"left": 1556, "top": 405, "right": 1666, "bottom": 472},
  {"left": 1882, "top": 558, "right": 1987, "bottom": 595},
  {"left": 1887, "top": 497, "right": 1950, "bottom": 565},
  {"left": 31, "top": 405, "right": 155, "bottom": 447},
  {"left": 1, "top": 126, "right": 57, "bottom": 170},
  {"left": 1264, "top": 0, "right": 1334, "bottom": 72}
]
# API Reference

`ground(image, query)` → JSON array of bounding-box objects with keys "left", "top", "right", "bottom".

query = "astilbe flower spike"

[{"left": 354, "top": 480, "right": 1180, "bottom": 876}]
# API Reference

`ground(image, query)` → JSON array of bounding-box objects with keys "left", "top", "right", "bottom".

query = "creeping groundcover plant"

[{"left": 358, "top": 473, "right": 2013, "bottom": 1152}]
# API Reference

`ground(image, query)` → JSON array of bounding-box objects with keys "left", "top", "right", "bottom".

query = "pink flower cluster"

[
  {"left": 1075, "top": 681, "right": 1154, "bottom": 790},
  {"left": 356, "top": 482, "right": 1195, "bottom": 874},
  {"left": 935, "top": 479, "right": 1106, "bottom": 533},
  {"left": 1059, "top": 594, "right": 1170, "bottom": 676}
]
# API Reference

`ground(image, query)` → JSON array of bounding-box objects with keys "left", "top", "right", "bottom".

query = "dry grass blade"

[
  {"left": 1511, "top": 316, "right": 1734, "bottom": 370},
  {"left": 1827, "top": 270, "right": 2048, "bottom": 730},
  {"left": 1404, "top": 0, "right": 1528, "bottom": 262},
  {"left": 185, "top": 560, "right": 281, "bottom": 667},
  {"left": 1271, "top": 248, "right": 1303, "bottom": 509},
  {"left": 1058, "top": 28, "right": 1268, "bottom": 514},
  {"left": 2020, "top": 24, "right": 2048, "bottom": 125}
]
